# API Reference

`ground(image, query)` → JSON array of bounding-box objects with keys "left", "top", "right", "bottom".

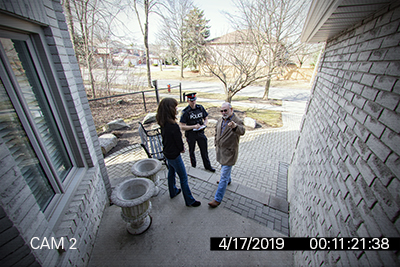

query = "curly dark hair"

[{"left": 156, "top": 98, "right": 178, "bottom": 127}]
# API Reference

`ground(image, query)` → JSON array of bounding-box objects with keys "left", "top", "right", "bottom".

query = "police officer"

[{"left": 180, "top": 92, "right": 215, "bottom": 172}]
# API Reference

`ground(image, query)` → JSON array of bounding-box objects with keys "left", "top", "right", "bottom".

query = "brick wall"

[
  {"left": 289, "top": 3, "right": 400, "bottom": 266},
  {"left": 0, "top": 203, "right": 41, "bottom": 266},
  {"left": 0, "top": 0, "right": 110, "bottom": 266},
  {"left": 55, "top": 170, "right": 108, "bottom": 266}
]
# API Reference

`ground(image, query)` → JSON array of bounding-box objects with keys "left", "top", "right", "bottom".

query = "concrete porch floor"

[{"left": 88, "top": 175, "right": 294, "bottom": 266}]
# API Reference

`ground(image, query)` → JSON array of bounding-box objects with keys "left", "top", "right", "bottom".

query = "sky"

[
  {"left": 119, "top": 0, "right": 236, "bottom": 45},
  {"left": 193, "top": 0, "right": 236, "bottom": 40}
]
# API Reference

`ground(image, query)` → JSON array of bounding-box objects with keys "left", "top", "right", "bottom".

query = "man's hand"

[
  {"left": 228, "top": 121, "right": 237, "bottom": 129},
  {"left": 193, "top": 124, "right": 201, "bottom": 130}
]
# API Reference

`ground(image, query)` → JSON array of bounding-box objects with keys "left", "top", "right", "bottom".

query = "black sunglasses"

[{"left": 220, "top": 109, "right": 228, "bottom": 112}]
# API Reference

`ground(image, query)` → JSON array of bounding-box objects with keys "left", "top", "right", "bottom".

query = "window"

[{"left": 0, "top": 32, "right": 74, "bottom": 211}]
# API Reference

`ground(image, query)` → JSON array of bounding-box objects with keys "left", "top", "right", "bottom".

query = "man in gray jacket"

[{"left": 208, "top": 102, "right": 245, "bottom": 208}]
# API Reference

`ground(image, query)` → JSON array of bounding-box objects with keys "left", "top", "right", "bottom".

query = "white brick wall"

[
  {"left": 289, "top": 2, "right": 400, "bottom": 266},
  {"left": 0, "top": 0, "right": 110, "bottom": 266}
]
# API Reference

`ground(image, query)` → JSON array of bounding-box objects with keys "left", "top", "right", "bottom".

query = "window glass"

[
  {"left": 1, "top": 38, "right": 72, "bottom": 182},
  {"left": 0, "top": 79, "right": 55, "bottom": 210}
]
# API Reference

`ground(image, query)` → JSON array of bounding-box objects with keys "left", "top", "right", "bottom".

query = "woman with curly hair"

[{"left": 156, "top": 98, "right": 201, "bottom": 207}]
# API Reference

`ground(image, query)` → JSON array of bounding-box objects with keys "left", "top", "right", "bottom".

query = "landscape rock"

[
  {"left": 177, "top": 107, "right": 185, "bottom": 119},
  {"left": 142, "top": 113, "right": 157, "bottom": 124},
  {"left": 208, "top": 119, "right": 218, "bottom": 127},
  {"left": 103, "top": 119, "right": 129, "bottom": 131},
  {"left": 99, "top": 133, "right": 118, "bottom": 155},
  {"left": 244, "top": 117, "right": 257, "bottom": 128}
]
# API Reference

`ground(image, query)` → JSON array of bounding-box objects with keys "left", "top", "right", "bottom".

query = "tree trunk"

[
  {"left": 64, "top": 0, "right": 78, "bottom": 60},
  {"left": 105, "top": 54, "right": 109, "bottom": 96},
  {"left": 263, "top": 77, "right": 271, "bottom": 100},
  {"left": 145, "top": 43, "right": 152, "bottom": 87},
  {"left": 144, "top": 0, "right": 152, "bottom": 88},
  {"left": 225, "top": 86, "right": 233, "bottom": 103},
  {"left": 81, "top": 20, "right": 95, "bottom": 99},
  {"left": 180, "top": 54, "right": 184, "bottom": 78},
  {"left": 180, "top": 55, "right": 185, "bottom": 78},
  {"left": 87, "top": 55, "right": 96, "bottom": 99}
]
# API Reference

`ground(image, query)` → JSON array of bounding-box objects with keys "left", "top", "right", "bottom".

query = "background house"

[
  {"left": 289, "top": 0, "right": 399, "bottom": 265},
  {"left": 202, "top": 30, "right": 261, "bottom": 77},
  {"left": 0, "top": 0, "right": 110, "bottom": 266},
  {"left": 94, "top": 42, "right": 146, "bottom": 67},
  {"left": 204, "top": 30, "right": 314, "bottom": 81}
]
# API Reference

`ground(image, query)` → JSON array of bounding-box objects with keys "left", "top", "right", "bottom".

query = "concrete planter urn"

[
  {"left": 111, "top": 177, "right": 155, "bottom": 235},
  {"left": 131, "top": 158, "right": 162, "bottom": 196}
]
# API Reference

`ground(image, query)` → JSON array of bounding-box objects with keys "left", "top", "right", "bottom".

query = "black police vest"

[{"left": 183, "top": 105, "right": 204, "bottom": 126}]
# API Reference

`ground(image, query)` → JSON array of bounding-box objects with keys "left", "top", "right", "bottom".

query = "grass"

[
  {"left": 176, "top": 101, "right": 283, "bottom": 128},
  {"left": 161, "top": 84, "right": 284, "bottom": 128},
  {"left": 241, "top": 108, "right": 282, "bottom": 128}
]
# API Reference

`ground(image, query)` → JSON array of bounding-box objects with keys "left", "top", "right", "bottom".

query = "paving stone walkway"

[{"left": 104, "top": 101, "right": 304, "bottom": 236}]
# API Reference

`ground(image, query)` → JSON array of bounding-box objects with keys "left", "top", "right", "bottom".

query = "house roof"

[
  {"left": 301, "top": 0, "right": 395, "bottom": 43},
  {"left": 207, "top": 30, "right": 252, "bottom": 45}
]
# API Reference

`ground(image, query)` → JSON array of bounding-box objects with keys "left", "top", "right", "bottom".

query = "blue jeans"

[
  {"left": 214, "top": 165, "right": 232, "bottom": 202},
  {"left": 166, "top": 155, "right": 196, "bottom": 206}
]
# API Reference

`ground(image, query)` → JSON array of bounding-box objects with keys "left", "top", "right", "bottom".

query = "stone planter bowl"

[
  {"left": 131, "top": 158, "right": 162, "bottom": 196},
  {"left": 111, "top": 177, "right": 155, "bottom": 235}
]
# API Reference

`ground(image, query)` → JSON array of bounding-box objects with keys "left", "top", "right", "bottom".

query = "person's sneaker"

[
  {"left": 217, "top": 180, "right": 231, "bottom": 185},
  {"left": 188, "top": 201, "right": 201, "bottom": 207},
  {"left": 171, "top": 189, "right": 181, "bottom": 199}
]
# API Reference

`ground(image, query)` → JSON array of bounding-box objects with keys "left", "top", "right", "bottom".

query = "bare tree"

[
  {"left": 66, "top": 0, "right": 99, "bottom": 98},
  {"left": 63, "top": 0, "right": 79, "bottom": 58},
  {"left": 285, "top": 42, "right": 322, "bottom": 80},
  {"left": 294, "top": 43, "right": 323, "bottom": 68},
  {"left": 158, "top": 0, "right": 194, "bottom": 78},
  {"left": 132, "top": 0, "right": 160, "bottom": 88},
  {"left": 94, "top": 7, "right": 122, "bottom": 96},
  {"left": 203, "top": 30, "right": 267, "bottom": 103},
  {"left": 228, "top": 0, "right": 308, "bottom": 99},
  {"left": 63, "top": 0, "right": 132, "bottom": 98},
  {"left": 150, "top": 41, "right": 168, "bottom": 71}
]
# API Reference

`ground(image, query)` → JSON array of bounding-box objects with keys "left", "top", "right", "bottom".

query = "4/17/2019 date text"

[{"left": 210, "top": 237, "right": 400, "bottom": 251}]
